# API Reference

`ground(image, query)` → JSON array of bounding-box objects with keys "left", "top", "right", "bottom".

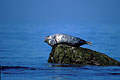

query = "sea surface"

[{"left": 0, "top": 24, "right": 120, "bottom": 80}]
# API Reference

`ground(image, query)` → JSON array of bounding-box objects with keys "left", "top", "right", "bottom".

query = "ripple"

[
  {"left": 1, "top": 66, "right": 56, "bottom": 71},
  {"left": 108, "top": 73, "right": 120, "bottom": 75},
  {"left": 1, "top": 66, "right": 37, "bottom": 70},
  {"left": 95, "top": 72, "right": 120, "bottom": 76}
]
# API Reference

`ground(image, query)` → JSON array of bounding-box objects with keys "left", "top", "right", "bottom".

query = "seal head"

[
  {"left": 44, "top": 33, "right": 92, "bottom": 47},
  {"left": 44, "top": 35, "right": 57, "bottom": 46}
]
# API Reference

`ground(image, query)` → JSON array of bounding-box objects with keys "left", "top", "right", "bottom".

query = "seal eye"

[{"left": 46, "top": 36, "right": 49, "bottom": 38}]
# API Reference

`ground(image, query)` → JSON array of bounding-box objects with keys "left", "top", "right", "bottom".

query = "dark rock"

[{"left": 48, "top": 44, "right": 120, "bottom": 66}]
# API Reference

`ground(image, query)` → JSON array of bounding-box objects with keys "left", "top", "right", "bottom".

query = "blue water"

[{"left": 0, "top": 24, "right": 120, "bottom": 80}]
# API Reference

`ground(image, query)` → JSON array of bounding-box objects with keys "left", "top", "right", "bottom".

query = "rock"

[{"left": 48, "top": 44, "right": 120, "bottom": 66}]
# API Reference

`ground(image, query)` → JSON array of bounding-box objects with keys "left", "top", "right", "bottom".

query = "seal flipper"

[{"left": 86, "top": 41, "right": 92, "bottom": 45}]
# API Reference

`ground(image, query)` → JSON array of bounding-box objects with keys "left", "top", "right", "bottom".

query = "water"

[{"left": 0, "top": 24, "right": 120, "bottom": 80}]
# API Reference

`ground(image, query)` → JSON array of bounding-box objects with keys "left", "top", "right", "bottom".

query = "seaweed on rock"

[{"left": 48, "top": 44, "right": 120, "bottom": 66}]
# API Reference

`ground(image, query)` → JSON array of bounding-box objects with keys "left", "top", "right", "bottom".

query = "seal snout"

[{"left": 44, "top": 36, "right": 49, "bottom": 42}]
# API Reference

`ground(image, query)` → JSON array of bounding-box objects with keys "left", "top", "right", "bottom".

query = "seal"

[{"left": 44, "top": 33, "right": 92, "bottom": 47}]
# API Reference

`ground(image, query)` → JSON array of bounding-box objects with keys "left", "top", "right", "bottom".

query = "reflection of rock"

[{"left": 48, "top": 44, "right": 120, "bottom": 66}]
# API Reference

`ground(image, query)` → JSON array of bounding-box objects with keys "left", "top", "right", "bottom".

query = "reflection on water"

[{"left": 0, "top": 24, "right": 120, "bottom": 80}]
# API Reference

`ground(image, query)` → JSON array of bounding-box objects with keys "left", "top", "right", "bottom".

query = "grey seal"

[{"left": 44, "top": 33, "right": 92, "bottom": 47}]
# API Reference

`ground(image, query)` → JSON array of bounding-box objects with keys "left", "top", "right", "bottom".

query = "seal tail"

[{"left": 86, "top": 41, "right": 92, "bottom": 45}]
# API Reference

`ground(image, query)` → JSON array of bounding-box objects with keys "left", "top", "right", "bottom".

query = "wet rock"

[{"left": 48, "top": 44, "right": 120, "bottom": 66}]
